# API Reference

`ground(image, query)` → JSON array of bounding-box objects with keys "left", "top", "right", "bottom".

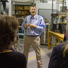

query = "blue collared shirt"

[{"left": 22, "top": 15, "right": 46, "bottom": 36}]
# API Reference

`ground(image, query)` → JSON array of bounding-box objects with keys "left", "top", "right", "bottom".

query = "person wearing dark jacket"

[
  {"left": 0, "top": 15, "right": 27, "bottom": 68},
  {"left": 48, "top": 8, "right": 68, "bottom": 68},
  {"left": 48, "top": 41, "right": 68, "bottom": 68}
]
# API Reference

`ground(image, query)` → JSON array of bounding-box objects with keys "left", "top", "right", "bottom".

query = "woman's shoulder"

[
  {"left": 54, "top": 41, "right": 68, "bottom": 50},
  {"left": 54, "top": 43, "right": 64, "bottom": 49},
  {"left": 10, "top": 52, "right": 25, "bottom": 57},
  {"left": 7, "top": 52, "right": 26, "bottom": 63},
  {"left": 53, "top": 43, "right": 65, "bottom": 53},
  {"left": 8, "top": 52, "right": 26, "bottom": 60},
  {"left": 53, "top": 41, "right": 68, "bottom": 54}
]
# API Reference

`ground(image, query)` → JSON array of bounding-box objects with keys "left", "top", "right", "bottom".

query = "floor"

[
  {"left": 14, "top": 42, "right": 53, "bottom": 68},
  {"left": 27, "top": 46, "right": 52, "bottom": 68}
]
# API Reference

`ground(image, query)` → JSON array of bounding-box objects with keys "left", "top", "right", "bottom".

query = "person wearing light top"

[{"left": 22, "top": 5, "right": 45, "bottom": 68}]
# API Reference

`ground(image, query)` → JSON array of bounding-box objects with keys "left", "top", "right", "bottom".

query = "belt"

[{"left": 26, "top": 35, "right": 39, "bottom": 37}]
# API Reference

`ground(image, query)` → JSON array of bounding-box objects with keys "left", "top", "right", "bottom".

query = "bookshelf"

[
  {"left": 12, "top": 5, "right": 31, "bottom": 39},
  {"left": 13, "top": 5, "right": 30, "bottom": 18}
]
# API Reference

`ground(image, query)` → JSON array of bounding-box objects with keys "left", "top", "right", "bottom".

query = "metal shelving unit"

[{"left": 17, "top": 26, "right": 24, "bottom": 46}]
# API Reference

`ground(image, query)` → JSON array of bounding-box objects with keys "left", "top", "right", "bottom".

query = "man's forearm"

[
  {"left": 24, "top": 23, "right": 30, "bottom": 28},
  {"left": 24, "top": 25, "right": 27, "bottom": 28},
  {"left": 30, "top": 24, "right": 36, "bottom": 28}
]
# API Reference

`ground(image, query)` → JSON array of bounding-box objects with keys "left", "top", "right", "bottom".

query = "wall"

[
  {"left": 36, "top": 3, "right": 57, "bottom": 14},
  {"left": 12, "top": 0, "right": 33, "bottom": 2},
  {"left": 36, "top": 2, "right": 63, "bottom": 25},
  {"left": 0, "top": 3, "right": 5, "bottom": 13},
  {"left": 0, "top": 2, "right": 1, "bottom": 13},
  {"left": 66, "top": 0, "right": 68, "bottom": 7},
  {"left": 36, "top": 3, "right": 57, "bottom": 24}
]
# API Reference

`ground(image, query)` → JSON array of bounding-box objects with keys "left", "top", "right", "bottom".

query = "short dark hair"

[
  {"left": 0, "top": 15, "right": 18, "bottom": 51},
  {"left": 31, "top": 3, "right": 36, "bottom": 6},
  {"left": 29, "top": 5, "right": 36, "bottom": 10}
]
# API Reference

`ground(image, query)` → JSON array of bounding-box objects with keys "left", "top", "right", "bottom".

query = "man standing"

[{"left": 22, "top": 5, "right": 45, "bottom": 68}]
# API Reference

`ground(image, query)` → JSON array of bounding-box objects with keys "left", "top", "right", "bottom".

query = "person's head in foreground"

[{"left": 0, "top": 15, "right": 18, "bottom": 52}]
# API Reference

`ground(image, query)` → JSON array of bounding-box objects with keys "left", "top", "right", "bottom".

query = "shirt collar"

[{"left": 30, "top": 14, "right": 37, "bottom": 19}]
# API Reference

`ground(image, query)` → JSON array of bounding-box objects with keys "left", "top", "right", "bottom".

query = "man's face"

[{"left": 30, "top": 7, "right": 36, "bottom": 16}]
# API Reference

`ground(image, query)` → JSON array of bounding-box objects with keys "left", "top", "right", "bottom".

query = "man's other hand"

[
  {"left": 30, "top": 24, "right": 36, "bottom": 28},
  {"left": 24, "top": 23, "right": 30, "bottom": 28}
]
